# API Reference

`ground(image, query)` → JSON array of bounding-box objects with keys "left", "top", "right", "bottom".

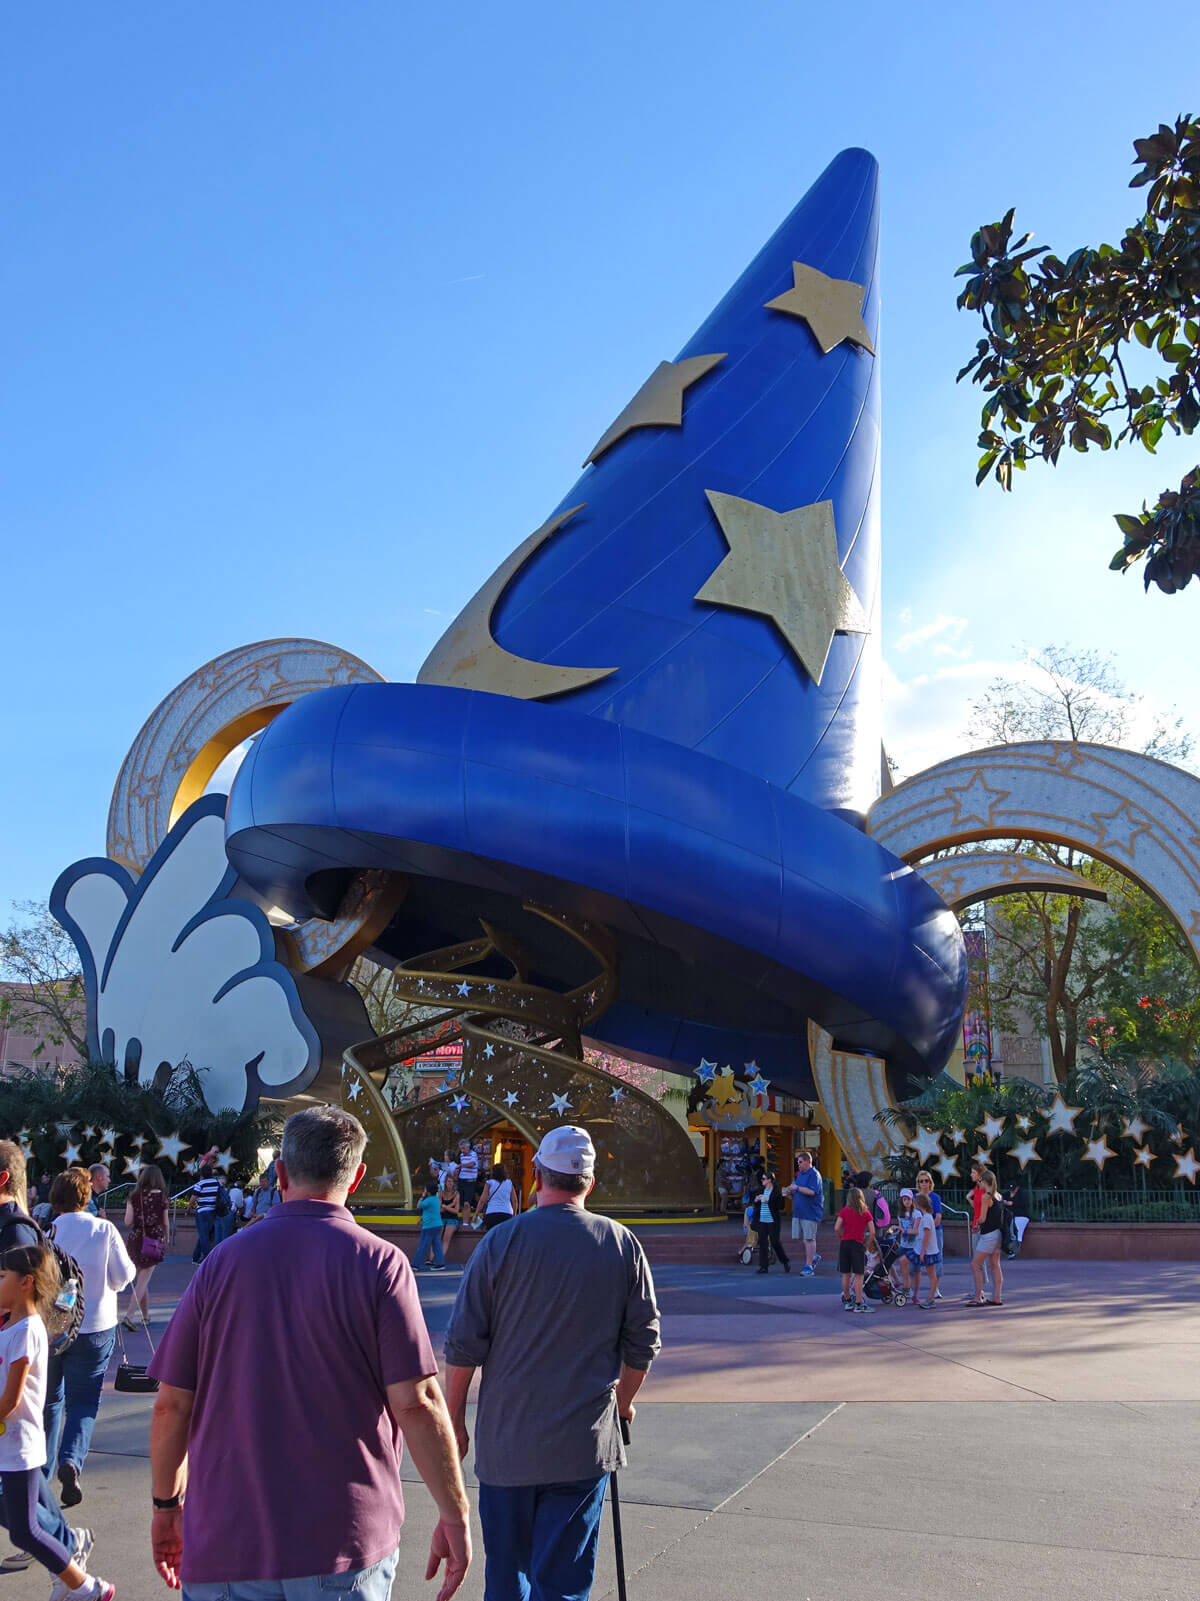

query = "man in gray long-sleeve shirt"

[{"left": 444, "top": 1124, "right": 660, "bottom": 1601}]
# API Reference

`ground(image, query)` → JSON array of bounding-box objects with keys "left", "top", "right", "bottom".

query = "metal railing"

[{"left": 922, "top": 1186, "right": 1200, "bottom": 1225}]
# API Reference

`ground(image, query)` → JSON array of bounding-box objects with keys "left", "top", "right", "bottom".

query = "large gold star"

[
  {"left": 765, "top": 262, "right": 875, "bottom": 355},
  {"left": 695, "top": 491, "right": 869, "bottom": 685},
  {"left": 709, "top": 1070, "right": 742, "bottom": 1107},
  {"left": 584, "top": 353, "right": 726, "bottom": 465}
]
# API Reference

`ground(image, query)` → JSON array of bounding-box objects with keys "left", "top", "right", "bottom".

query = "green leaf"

[{"left": 1133, "top": 321, "right": 1152, "bottom": 347}]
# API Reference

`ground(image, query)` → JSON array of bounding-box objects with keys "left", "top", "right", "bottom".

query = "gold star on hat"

[
  {"left": 585, "top": 353, "right": 726, "bottom": 465},
  {"left": 764, "top": 262, "right": 875, "bottom": 355},
  {"left": 696, "top": 491, "right": 870, "bottom": 685}
]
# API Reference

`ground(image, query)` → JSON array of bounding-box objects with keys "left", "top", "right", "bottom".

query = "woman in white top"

[
  {"left": 481, "top": 1162, "right": 516, "bottom": 1231},
  {"left": 45, "top": 1168, "right": 135, "bottom": 1508}
]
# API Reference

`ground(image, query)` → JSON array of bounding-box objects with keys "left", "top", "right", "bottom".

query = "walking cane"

[{"left": 611, "top": 1417, "right": 631, "bottom": 1601}]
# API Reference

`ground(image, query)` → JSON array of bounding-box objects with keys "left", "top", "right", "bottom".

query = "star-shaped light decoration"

[
  {"left": 347, "top": 1080, "right": 363, "bottom": 1102},
  {"left": 909, "top": 1125, "right": 944, "bottom": 1164},
  {"left": 1173, "top": 1148, "right": 1200, "bottom": 1184},
  {"left": 62, "top": 1142, "right": 82, "bottom": 1166},
  {"left": 947, "top": 1127, "right": 966, "bottom": 1147},
  {"left": 1045, "top": 1094, "right": 1082, "bottom": 1136},
  {"left": 746, "top": 1070, "right": 771, "bottom": 1100},
  {"left": 1132, "top": 1144, "right": 1154, "bottom": 1169},
  {"left": 456, "top": 982, "right": 471, "bottom": 998},
  {"left": 376, "top": 1169, "right": 396, "bottom": 1190},
  {"left": 709, "top": 1070, "right": 742, "bottom": 1108},
  {"left": 549, "top": 1092, "right": 572, "bottom": 1115},
  {"left": 694, "top": 1059, "right": 718, "bottom": 1086},
  {"left": 610, "top": 1085, "right": 625, "bottom": 1103},
  {"left": 124, "top": 1157, "right": 143, "bottom": 1182},
  {"left": 1081, "top": 1134, "right": 1116, "bottom": 1170},
  {"left": 451, "top": 1095, "right": 470, "bottom": 1113},
  {"left": 972, "top": 1145, "right": 993, "bottom": 1167},
  {"left": 503, "top": 1091, "right": 519, "bottom": 1109},
  {"left": 764, "top": 261, "right": 875, "bottom": 354},
  {"left": 1015, "top": 1114, "right": 1032, "bottom": 1133},
  {"left": 978, "top": 1112, "right": 1006, "bottom": 1144},
  {"left": 484, "top": 1044, "right": 495, "bottom": 1060},
  {"left": 585, "top": 353, "right": 726, "bottom": 465},
  {"left": 1009, "top": 1137, "right": 1041, "bottom": 1171},
  {"left": 212, "top": 1148, "right": 235, "bottom": 1175},
  {"left": 931, "top": 1148, "right": 959, "bottom": 1183},
  {"left": 98, "top": 1128, "right": 117, "bottom": 1151},
  {"left": 696, "top": 492, "right": 870, "bottom": 687},
  {"left": 1121, "top": 1114, "right": 1150, "bottom": 1142},
  {"left": 157, "top": 1133, "right": 189, "bottom": 1166},
  {"left": 944, "top": 772, "right": 1009, "bottom": 830}
]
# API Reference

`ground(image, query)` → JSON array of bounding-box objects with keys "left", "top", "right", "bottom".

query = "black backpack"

[{"left": 0, "top": 1213, "right": 86, "bottom": 1355}]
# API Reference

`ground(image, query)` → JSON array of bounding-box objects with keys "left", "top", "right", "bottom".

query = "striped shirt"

[
  {"left": 194, "top": 1177, "right": 223, "bottom": 1215},
  {"left": 457, "top": 1149, "right": 479, "bottom": 1182}
]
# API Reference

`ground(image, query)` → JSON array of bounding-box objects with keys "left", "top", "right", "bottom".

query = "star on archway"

[
  {"left": 585, "top": 353, "right": 726, "bottom": 464},
  {"left": 1090, "top": 799, "right": 1150, "bottom": 857},
  {"left": 764, "top": 262, "right": 875, "bottom": 354},
  {"left": 696, "top": 492, "right": 870, "bottom": 685},
  {"left": 944, "top": 772, "right": 1009, "bottom": 830}
]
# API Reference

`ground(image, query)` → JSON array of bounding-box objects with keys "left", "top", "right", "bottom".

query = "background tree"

[
  {"left": 0, "top": 901, "right": 88, "bottom": 1063},
  {"left": 956, "top": 114, "right": 1200, "bottom": 592},
  {"left": 955, "top": 647, "right": 1196, "bottom": 1081}
]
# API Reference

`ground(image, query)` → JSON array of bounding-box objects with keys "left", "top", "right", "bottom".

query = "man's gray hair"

[
  {"left": 535, "top": 1159, "right": 589, "bottom": 1196},
  {"left": 281, "top": 1105, "right": 367, "bottom": 1191}
]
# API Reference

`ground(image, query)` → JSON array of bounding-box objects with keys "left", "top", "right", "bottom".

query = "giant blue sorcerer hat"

[{"left": 225, "top": 149, "right": 966, "bottom": 1095}]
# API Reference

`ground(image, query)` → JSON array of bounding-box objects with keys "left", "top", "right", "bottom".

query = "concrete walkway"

[{"left": 4, "top": 1249, "right": 1197, "bottom": 1601}]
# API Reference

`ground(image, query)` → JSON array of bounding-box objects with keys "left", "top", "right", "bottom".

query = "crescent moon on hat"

[{"left": 417, "top": 505, "right": 617, "bottom": 701}]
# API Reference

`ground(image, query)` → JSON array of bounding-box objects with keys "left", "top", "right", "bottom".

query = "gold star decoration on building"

[
  {"left": 695, "top": 492, "right": 870, "bottom": 685},
  {"left": 709, "top": 1069, "right": 742, "bottom": 1107},
  {"left": 584, "top": 353, "right": 726, "bottom": 465},
  {"left": 1090, "top": 799, "right": 1150, "bottom": 857},
  {"left": 764, "top": 262, "right": 875, "bottom": 355},
  {"left": 944, "top": 772, "right": 1010, "bottom": 830}
]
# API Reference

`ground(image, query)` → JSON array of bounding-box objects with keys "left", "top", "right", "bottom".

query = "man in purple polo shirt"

[{"left": 147, "top": 1105, "right": 471, "bottom": 1601}]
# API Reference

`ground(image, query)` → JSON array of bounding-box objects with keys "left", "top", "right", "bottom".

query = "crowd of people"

[{"left": 743, "top": 1153, "right": 1024, "bottom": 1312}]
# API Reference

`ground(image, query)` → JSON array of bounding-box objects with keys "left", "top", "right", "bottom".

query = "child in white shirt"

[{"left": 0, "top": 1245, "right": 113, "bottom": 1600}]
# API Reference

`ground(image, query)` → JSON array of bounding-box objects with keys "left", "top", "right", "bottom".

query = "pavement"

[{"left": 3, "top": 1244, "right": 1198, "bottom": 1601}]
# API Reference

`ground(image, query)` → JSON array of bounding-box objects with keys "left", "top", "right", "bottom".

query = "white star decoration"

[
  {"left": 1173, "top": 1148, "right": 1200, "bottom": 1184},
  {"left": 1132, "top": 1145, "right": 1154, "bottom": 1169},
  {"left": 972, "top": 1146, "right": 993, "bottom": 1167},
  {"left": 947, "top": 1127, "right": 966, "bottom": 1147},
  {"left": 347, "top": 1080, "right": 363, "bottom": 1102},
  {"left": 63, "top": 1142, "right": 82, "bottom": 1166},
  {"left": 1081, "top": 1135, "right": 1116, "bottom": 1170},
  {"left": 503, "top": 1091, "right": 519, "bottom": 1108},
  {"left": 1121, "top": 1114, "right": 1150, "bottom": 1142},
  {"left": 1045, "top": 1094, "right": 1082, "bottom": 1136},
  {"left": 978, "top": 1113, "right": 1006, "bottom": 1144},
  {"left": 377, "top": 1169, "right": 396, "bottom": 1190},
  {"left": 1009, "top": 1137, "right": 1041, "bottom": 1171},
  {"left": 1015, "top": 1114, "right": 1032, "bottom": 1132},
  {"left": 99, "top": 1128, "right": 117, "bottom": 1150},
  {"left": 484, "top": 1044, "right": 495, "bottom": 1060},
  {"left": 124, "top": 1157, "right": 143, "bottom": 1181},
  {"left": 549, "top": 1093, "right": 572, "bottom": 1115},
  {"left": 456, "top": 982, "right": 471, "bottom": 998},
  {"left": 610, "top": 1085, "right": 625, "bottom": 1103},
  {"left": 157, "top": 1133, "right": 189, "bottom": 1166},
  {"left": 933, "top": 1149, "right": 960, "bottom": 1183},
  {"left": 944, "top": 772, "right": 1009, "bottom": 829},
  {"left": 212, "top": 1148, "right": 235, "bottom": 1175},
  {"left": 909, "top": 1125, "right": 944, "bottom": 1164}
]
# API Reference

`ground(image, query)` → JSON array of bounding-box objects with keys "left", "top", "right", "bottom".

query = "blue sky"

[{"left": 3, "top": 2, "right": 1199, "bottom": 910}]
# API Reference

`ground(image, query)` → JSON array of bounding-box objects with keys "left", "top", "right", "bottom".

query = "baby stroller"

[
  {"left": 738, "top": 1218, "right": 777, "bottom": 1266},
  {"left": 863, "top": 1229, "right": 907, "bottom": 1305}
]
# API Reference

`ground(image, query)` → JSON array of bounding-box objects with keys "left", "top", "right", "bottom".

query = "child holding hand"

[{"left": 0, "top": 1245, "right": 113, "bottom": 1599}]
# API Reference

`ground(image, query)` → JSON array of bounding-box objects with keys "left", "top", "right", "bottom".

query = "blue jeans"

[
  {"left": 194, "top": 1211, "right": 216, "bottom": 1262},
  {"left": 415, "top": 1227, "right": 444, "bottom": 1268},
  {"left": 182, "top": 1547, "right": 398, "bottom": 1601},
  {"left": 44, "top": 1326, "right": 117, "bottom": 1473},
  {"left": 478, "top": 1476, "right": 609, "bottom": 1601},
  {"left": 216, "top": 1212, "right": 238, "bottom": 1243}
]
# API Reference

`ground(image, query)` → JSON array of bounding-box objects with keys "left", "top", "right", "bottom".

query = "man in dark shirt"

[{"left": 444, "top": 1126, "right": 660, "bottom": 1601}]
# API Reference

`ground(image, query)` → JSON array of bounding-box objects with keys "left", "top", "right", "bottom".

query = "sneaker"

[
  {"left": 919, "top": 1300, "right": 936, "bottom": 1309},
  {"left": 800, "top": 1266, "right": 815, "bottom": 1278},
  {"left": 855, "top": 1301, "right": 875, "bottom": 1314},
  {"left": 812, "top": 1253, "right": 821, "bottom": 1265},
  {"left": 58, "top": 1463, "right": 82, "bottom": 1508},
  {"left": 0, "top": 1550, "right": 34, "bottom": 1573},
  {"left": 430, "top": 1264, "right": 448, "bottom": 1272},
  {"left": 933, "top": 1289, "right": 943, "bottom": 1301},
  {"left": 783, "top": 1262, "right": 791, "bottom": 1274},
  {"left": 755, "top": 1267, "right": 768, "bottom": 1275},
  {"left": 842, "top": 1296, "right": 854, "bottom": 1310},
  {"left": 74, "top": 1578, "right": 115, "bottom": 1601}
]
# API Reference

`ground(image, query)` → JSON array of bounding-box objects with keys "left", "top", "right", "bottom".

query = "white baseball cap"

[{"left": 535, "top": 1125, "right": 596, "bottom": 1175}]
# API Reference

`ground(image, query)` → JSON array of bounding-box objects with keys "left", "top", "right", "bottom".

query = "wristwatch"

[{"left": 152, "top": 1494, "right": 184, "bottom": 1510}]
